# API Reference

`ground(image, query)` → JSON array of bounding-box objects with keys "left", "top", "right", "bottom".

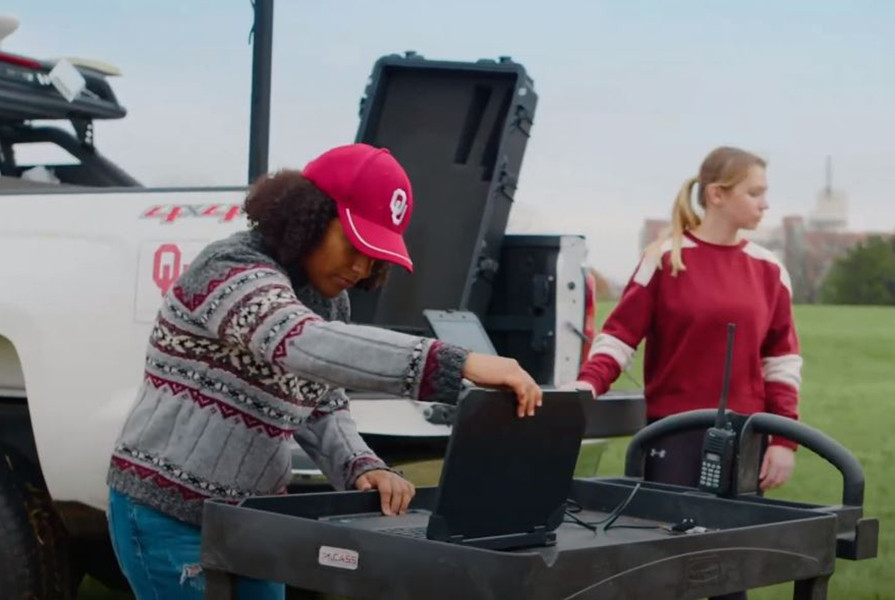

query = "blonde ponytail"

[
  {"left": 655, "top": 147, "right": 765, "bottom": 277},
  {"left": 670, "top": 176, "right": 700, "bottom": 276}
]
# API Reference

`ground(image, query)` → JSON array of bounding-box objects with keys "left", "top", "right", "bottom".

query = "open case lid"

[{"left": 348, "top": 53, "right": 537, "bottom": 331}]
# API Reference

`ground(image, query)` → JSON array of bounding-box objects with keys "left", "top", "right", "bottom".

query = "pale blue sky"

[{"left": 5, "top": 1, "right": 894, "bottom": 280}]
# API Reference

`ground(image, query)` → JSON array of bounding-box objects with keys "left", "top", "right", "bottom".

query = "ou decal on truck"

[{"left": 135, "top": 241, "right": 208, "bottom": 323}]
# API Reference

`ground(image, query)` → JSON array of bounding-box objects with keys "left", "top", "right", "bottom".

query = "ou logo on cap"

[{"left": 390, "top": 189, "right": 409, "bottom": 226}]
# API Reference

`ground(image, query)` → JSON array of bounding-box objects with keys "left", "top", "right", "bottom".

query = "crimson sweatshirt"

[{"left": 578, "top": 232, "right": 802, "bottom": 449}]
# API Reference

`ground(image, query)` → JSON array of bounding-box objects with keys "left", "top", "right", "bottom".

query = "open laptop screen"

[{"left": 427, "top": 389, "right": 587, "bottom": 544}]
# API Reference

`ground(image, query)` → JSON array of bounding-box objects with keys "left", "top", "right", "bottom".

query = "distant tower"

[{"left": 808, "top": 156, "right": 848, "bottom": 232}]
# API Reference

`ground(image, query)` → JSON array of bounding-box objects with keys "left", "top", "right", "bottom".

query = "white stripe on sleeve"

[
  {"left": 762, "top": 354, "right": 803, "bottom": 390},
  {"left": 588, "top": 333, "right": 636, "bottom": 370}
]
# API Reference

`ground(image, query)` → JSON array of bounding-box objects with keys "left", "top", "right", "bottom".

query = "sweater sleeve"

[
  {"left": 577, "top": 254, "right": 659, "bottom": 396},
  {"left": 760, "top": 271, "right": 802, "bottom": 450},
  {"left": 169, "top": 262, "right": 468, "bottom": 404},
  {"left": 292, "top": 389, "right": 396, "bottom": 490}
]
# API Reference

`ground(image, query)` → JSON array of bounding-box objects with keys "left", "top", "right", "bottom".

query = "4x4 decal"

[{"left": 141, "top": 204, "right": 244, "bottom": 224}]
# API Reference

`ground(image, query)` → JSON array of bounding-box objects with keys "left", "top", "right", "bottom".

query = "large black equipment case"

[
  {"left": 486, "top": 235, "right": 573, "bottom": 384},
  {"left": 349, "top": 53, "right": 536, "bottom": 330}
]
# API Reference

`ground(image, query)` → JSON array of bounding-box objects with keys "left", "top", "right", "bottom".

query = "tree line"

[{"left": 820, "top": 236, "right": 895, "bottom": 305}]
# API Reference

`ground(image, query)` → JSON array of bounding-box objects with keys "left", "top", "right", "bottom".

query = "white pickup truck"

[{"left": 0, "top": 25, "right": 603, "bottom": 597}]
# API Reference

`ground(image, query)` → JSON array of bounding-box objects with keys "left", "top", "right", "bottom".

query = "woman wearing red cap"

[{"left": 105, "top": 144, "right": 542, "bottom": 599}]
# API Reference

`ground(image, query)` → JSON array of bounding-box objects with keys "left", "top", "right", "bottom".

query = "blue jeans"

[{"left": 107, "top": 489, "right": 284, "bottom": 600}]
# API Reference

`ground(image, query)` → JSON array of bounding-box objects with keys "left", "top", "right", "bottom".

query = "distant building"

[
  {"left": 808, "top": 157, "right": 848, "bottom": 232},
  {"left": 781, "top": 217, "right": 889, "bottom": 302},
  {"left": 780, "top": 159, "right": 892, "bottom": 301}
]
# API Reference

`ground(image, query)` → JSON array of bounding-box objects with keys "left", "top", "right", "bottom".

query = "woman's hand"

[
  {"left": 462, "top": 353, "right": 542, "bottom": 418},
  {"left": 355, "top": 470, "right": 416, "bottom": 516},
  {"left": 759, "top": 445, "right": 795, "bottom": 490}
]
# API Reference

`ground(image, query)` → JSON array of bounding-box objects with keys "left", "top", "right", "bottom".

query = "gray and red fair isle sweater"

[
  {"left": 107, "top": 230, "right": 468, "bottom": 525},
  {"left": 578, "top": 233, "right": 802, "bottom": 449}
]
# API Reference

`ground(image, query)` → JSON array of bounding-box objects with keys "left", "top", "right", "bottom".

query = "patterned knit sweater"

[{"left": 107, "top": 230, "right": 468, "bottom": 525}]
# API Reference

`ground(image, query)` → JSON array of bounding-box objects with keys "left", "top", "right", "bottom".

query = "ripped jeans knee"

[
  {"left": 108, "top": 490, "right": 283, "bottom": 599},
  {"left": 179, "top": 563, "right": 204, "bottom": 590}
]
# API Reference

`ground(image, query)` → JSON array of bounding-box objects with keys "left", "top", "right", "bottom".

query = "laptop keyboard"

[{"left": 381, "top": 526, "right": 428, "bottom": 539}]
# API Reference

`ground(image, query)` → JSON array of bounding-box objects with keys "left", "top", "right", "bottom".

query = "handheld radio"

[{"left": 698, "top": 323, "right": 738, "bottom": 495}]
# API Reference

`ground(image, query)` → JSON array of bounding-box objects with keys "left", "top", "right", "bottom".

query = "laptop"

[
  {"left": 323, "top": 387, "right": 587, "bottom": 550},
  {"left": 423, "top": 309, "right": 497, "bottom": 355}
]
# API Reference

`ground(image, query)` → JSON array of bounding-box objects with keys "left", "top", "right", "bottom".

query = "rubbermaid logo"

[
  {"left": 687, "top": 556, "right": 721, "bottom": 585},
  {"left": 319, "top": 546, "right": 359, "bottom": 571}
]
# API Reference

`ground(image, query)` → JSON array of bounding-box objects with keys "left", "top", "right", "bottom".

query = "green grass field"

[{"left": 80, "top": 304, "right": 894, "bottom": 599}]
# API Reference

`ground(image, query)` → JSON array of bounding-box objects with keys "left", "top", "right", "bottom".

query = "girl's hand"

[
  {"left": 355, "top": 470, "right": 415, "bottom": 516},
  {"left": 759, "top": 445, "right": 795, "bottom": 490},
  {"left": 462, "top": 354, "right": 542, "bottom": 417}
]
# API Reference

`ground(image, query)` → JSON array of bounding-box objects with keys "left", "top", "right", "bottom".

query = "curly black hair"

[{"left": 243, "top": 169, "right": 388, "bottom": 290}]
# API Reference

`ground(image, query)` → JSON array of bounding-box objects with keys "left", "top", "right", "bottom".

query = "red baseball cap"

[{"left": 303, "top": 144, "right": 414, "bottom": 272}]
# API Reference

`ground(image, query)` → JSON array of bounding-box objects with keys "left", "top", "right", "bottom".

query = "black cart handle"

[
  {"left": 624, "top": 410, "right": 866, "bottom": 506},
  {"left": 739, "top": 412, "right": 865, "bottom": 506}
]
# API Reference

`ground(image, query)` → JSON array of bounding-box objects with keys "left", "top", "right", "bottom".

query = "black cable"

[
  {"left": 601, "top": 483, "right": 641, "bottom": 530},
  {"left": 563, "top": 510, "right": 598, "bottom": 532},
  {"left": 563, "top": 483, "right": 643, "bottom": 533}
]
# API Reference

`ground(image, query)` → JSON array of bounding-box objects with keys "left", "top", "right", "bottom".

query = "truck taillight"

[
  {"left": 0, "top": 52, "right": 42, "bottom": 70},
  {"left": 581, "top": 269, "right": 597, "bottom": 366}
]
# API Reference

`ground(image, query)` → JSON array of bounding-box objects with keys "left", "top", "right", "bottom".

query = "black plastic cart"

[{"left": 200, "top": 408, "right": 878, "bottom": 599}]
